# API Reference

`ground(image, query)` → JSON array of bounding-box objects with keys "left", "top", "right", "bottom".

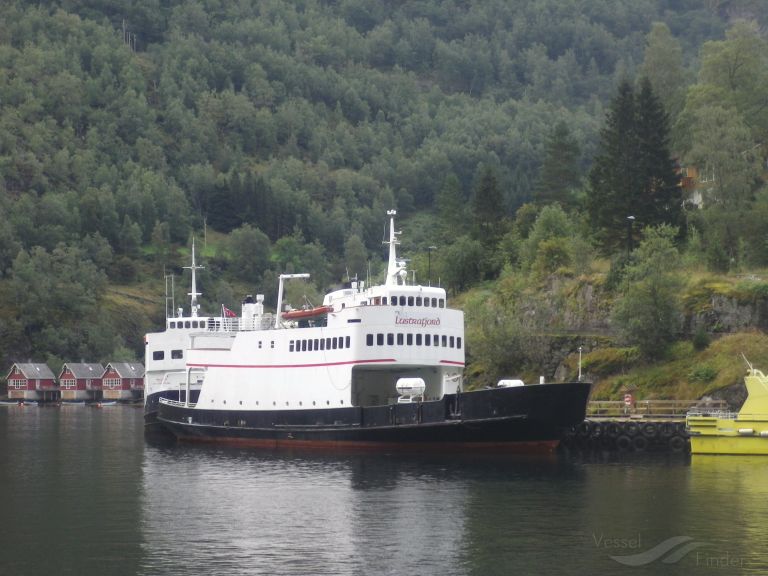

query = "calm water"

[{"left": 1, "top": 407, "right": 766, "bottom": 576}]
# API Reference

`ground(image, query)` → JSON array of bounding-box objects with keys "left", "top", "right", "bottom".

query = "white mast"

[
  {"left": 384, "top": 209, "right": 405, "bottom": 286},
  {"left": 184, "top": 237, "right": 204, "bottom": 318}
]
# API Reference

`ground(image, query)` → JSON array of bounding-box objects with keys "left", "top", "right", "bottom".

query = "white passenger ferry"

[{"left": 152, "top": 211, "right": 591, "bottom": 451}]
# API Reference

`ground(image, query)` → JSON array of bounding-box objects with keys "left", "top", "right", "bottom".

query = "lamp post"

[
  {"left": 578, "top": 346, "right": 583, "bottom": 382},
  {"left": 427, "top": 246, "right": 437, "bottom": 286},
  {"left": 626, "top": 215, "right": 635, "bottom": 259}
]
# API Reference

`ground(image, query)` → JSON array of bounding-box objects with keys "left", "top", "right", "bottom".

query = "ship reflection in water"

[
  {"left": 140, "top": 437, "right": 768, "bottom": 576},
  {"left": 2, "top": 409, "right": 768, "bottom": 575}
]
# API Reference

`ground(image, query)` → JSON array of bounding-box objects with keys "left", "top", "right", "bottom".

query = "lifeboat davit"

[{"left": 282, "top": 305, "right": 333, "bottom": 320}]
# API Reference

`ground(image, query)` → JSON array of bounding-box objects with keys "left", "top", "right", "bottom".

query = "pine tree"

[
  {"left": 472, "top": 164, "right": 505, "bottom": 248},
  {"left": 587, "top": 79, "right": 681, "bottom": 252},
  {"left": 534, "top": 121, "right": 581, "bottom": 208},
  {"left": 587, "top": 80, "right": 640, "bottom": 252},
  {"left": 635, "top": 77, "right": 682, "bottom": 233},
  {"left": 436, "top": 173, "right": 467, "bottom": 240}
]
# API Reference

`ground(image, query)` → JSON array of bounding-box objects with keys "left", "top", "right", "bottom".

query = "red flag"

[{"left": 222, "top": 305, "right": 236, "bottom": 318}]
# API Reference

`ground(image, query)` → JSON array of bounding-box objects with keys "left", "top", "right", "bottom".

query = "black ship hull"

[
  {"left": 144, "top": 389, "right": 201, "bottom": 430},
  {"left": 156, "top": 382, "right": 591, "bottom": 453}
]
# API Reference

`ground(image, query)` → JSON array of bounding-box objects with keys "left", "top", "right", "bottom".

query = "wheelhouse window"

[
  {"left": 366, "top": 334, "right": 373, "bottom": 346},
  {"left": 397, "top": 333, "right": 404, "bottom": 345},
  {"left": 376, "top": 334, "right": 384, "bottom": 346},
  {"left": 171, "top": 350, "right": 183, "bottom": 359},
  {"left": 152, "top": 351, "right": 164, "bottom": 360},
  {"left": 457, "top": 337, "right": 462, "bottom": 349}
]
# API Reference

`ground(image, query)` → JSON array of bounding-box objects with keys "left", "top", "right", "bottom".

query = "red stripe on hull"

[
  {"left": 187, "top": 358, "right": 397, "bottom": 369},
  {"left": 173, "top": 436, "right": 560, "bottom": 454}
]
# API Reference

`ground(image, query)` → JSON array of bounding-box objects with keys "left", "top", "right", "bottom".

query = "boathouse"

[
  {"left": 5, "top": 363, "right": 57, "bottom": 402},
  {"left": 58, "top": 363, "right": 105, "bottom": 402},
  {"left": 102, "top": 362, "right": 145, "bottom": 401}
]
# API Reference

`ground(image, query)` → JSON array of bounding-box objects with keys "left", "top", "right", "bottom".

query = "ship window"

[
  {"left": 415, "top": 297, "right": 422, "bottom": 306},
  {"left": 169, "top": 322, "right": 176, "bottom": 328},
  {"left": 397, "top": 333, "right": 404, "bottom": 345},
  {"left": 407, "top": 296, "right": 414, "bottom": 306},
  {"left": 301, "top": 340, "right": 307, "bottom": 352},
  {"left": 320, "top": 339, "right": 325, "bottom": 351},
  {"left": 416, "top": 334, "right": 422, "bottom": 346},
  {"left": 345, "top": 336, "right": 350, "bottom": 348},
  {"left": 431, "top": 298, "right": 437, "bottom": 307},
  {"left": 152, "top": 351, "right": 164, "bottom": 360},
  {"left": 376, "top": 334, "right": 384, "bottom": 346},
  {"left": 387, "top": 333, "right": 394, "bottom": 345},
  {"left": 326, "top": 337, "right": 331, "bottom": 349},
  {"left": 314, "top": 339, "right": 320, "bottom": 350},
  {"left": 399, "top": 296, "right": 406, "bottom": 306},
  {"left": 340, "top": 400, "right": 344, "bottom": 405},
  {"left": 407, "top": 334, "right": 413, "bottom": 345},
  {"left": 425, "top": 334, "right": 431, "bottom": 346},
  {"left": 434, "top": 334, "right": 439, "bottom": 346},
  {"left": 313, "top": 401, "right": 316, "bottom": 406},
  {"left": 450, "top": 336, "right": 455, "bottom": 348},
  {"left": 171, "top": 350, "right": 183, "bottom": 359},
  {"left": 439, "top": 299, "right": 445, "bottom": 308},
  {"left": 271, "top": 341, "right": 274, "bottom": 348},
  {"left": 457, "top": 337, "right": 462, "bottom": 349},
  {"left": 442, "top": 335, "right": 447, "bottom": 347},
  {"left": 332, "top": 337, "right": 338, "bottom": 349},
  {"left": 290, "top": 341, "right": 295, "bottom": 352},
  {"left": 259, "top": 341, "right": 262, "bottom": 349},
  {"left": 308, "top": 339, "right": 314, "bottom": 351},
  {"left": 191, "top": 321, "right": 198, "bottom": 328},
  {"left": 366, "top": 334, "right": 373, "bottom": 346},
  {"left": 185, "top": 321, "right": 191, "bottom": 328}
]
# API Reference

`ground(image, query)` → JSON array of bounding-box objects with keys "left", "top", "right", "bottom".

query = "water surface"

[{"left": 1, "top": 406, "right": 765, "bottom": 575}]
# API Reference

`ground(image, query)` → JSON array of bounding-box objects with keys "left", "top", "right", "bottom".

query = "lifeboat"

[{"left": 281, "top": 305, "right": 333, "bottom": 320}]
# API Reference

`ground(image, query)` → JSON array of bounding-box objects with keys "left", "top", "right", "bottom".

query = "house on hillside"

[
  {"left": 5, "top": 363, "right": 57, "bottom": 402},
  {"left": 58, "top": 363, "right": 105, "bottom": 402},
  {"left": 102, "top": 362, "right": 144, "bottom": 401}
]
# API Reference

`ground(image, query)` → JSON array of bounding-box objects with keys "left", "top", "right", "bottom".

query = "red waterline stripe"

[
  {"left": 187, "top": 358, "right": 397, "bottom": 369},
  {"left": 177, "top": 436, "right": 560, "bottom": 454},
  {"left": 440, "top": 360, "right": 465, "bottom": 366}
]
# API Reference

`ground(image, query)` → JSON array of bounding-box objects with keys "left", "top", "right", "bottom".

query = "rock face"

[
  {"left": 707, "top": 380, "right": 748, "bottom": 411},
  {"left": 687, "top": 295, "right": 768, "bottom": 334}
]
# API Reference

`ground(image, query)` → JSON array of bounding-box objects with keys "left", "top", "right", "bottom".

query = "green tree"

[
  {"left": 612, "top": 225, "right": 683, "bottom": 359},
  {"left": 639, "top": 22, "right": 687, "bottom": 123},
  {"left": 588, "top": 80, "right": 681, "bottom": 252},
  {"left": 471, "top": 164, "right": 505, "bottom": 248},
  {"left": 533, "top": 121, "right": 581, "bottom": 208},
  {"left": 228, "top": 224, "right": 271, "bottom": 284},
  {"left": 587, "top": 80, "right": 639, "bottom": 252}
]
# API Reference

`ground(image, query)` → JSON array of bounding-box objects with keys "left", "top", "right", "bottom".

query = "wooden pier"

[{"left": 561, "top": 399, "right": 729, "bottom": 453}]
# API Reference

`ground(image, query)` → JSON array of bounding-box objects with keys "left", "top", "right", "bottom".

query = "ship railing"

[
  {"left": 205, "top": 315, "right": 276, "bottom": 333},
  {"left": 588, "top": 399, "right": 729, "bottom": 418},
  {"left": 686, "top": 409, "right": 738, "bottom": 419},
  {"left": 159, "top": 397, "right": 197, "bottom": 409}
]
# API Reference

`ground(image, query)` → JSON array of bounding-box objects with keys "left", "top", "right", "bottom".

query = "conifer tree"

[
  {"left": 534, "top": 121, "right": 581, "bottom": 208},
  {"left": 635, "top": 77, "right": 682, "bottom": 232},
  {"left": 587, "top": 79, "right": 681, "bottom": 252},
  {"left": 472, "top": 164, "right": 505, "bottom": 248},
  {"left": 587, "top": 80, "right": 639, "bottom": 252}
]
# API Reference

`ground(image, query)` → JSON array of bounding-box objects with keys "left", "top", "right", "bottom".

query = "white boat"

[
  {"left": 153, "top": 211, "right": 591, "bottom": 451},
  {"left": 144, "top": 238, "right": 226, "bottom": 429}
]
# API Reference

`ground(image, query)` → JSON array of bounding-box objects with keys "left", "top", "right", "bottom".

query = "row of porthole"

[{"left": 211, "top": 399, "right": 344, "bottom": 407}]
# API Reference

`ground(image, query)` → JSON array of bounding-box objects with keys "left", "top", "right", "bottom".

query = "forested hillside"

[{"left": 1, "top": 0, "right": 766, "bottom": 380}]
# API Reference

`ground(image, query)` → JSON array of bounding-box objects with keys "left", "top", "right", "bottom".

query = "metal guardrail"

[{"left": 587, "top": 399, "right": 729, "bottom": 418}]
